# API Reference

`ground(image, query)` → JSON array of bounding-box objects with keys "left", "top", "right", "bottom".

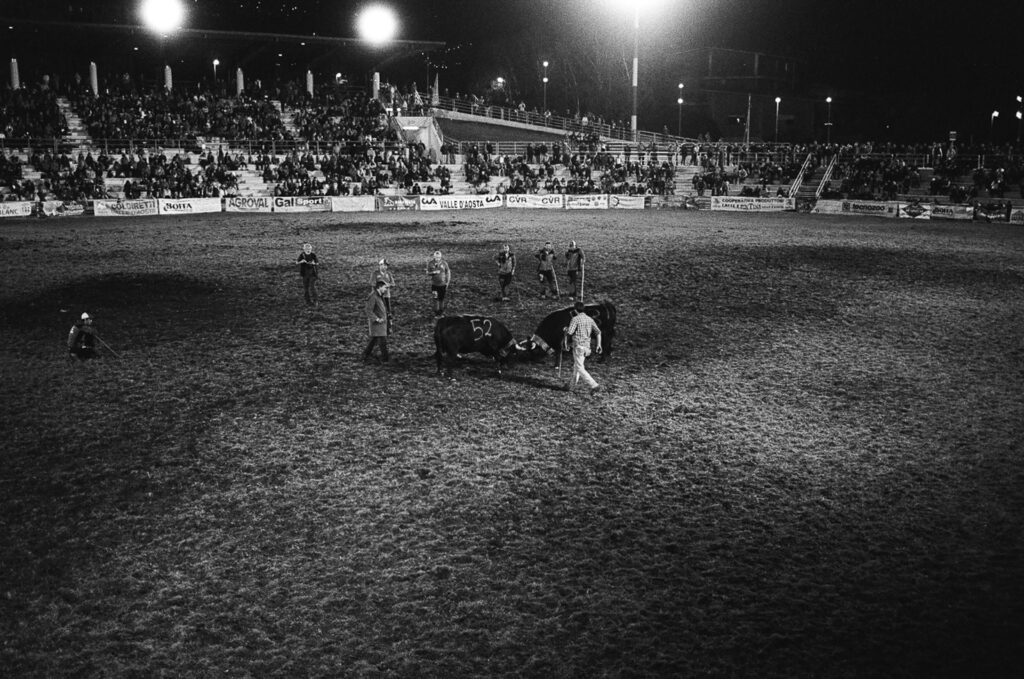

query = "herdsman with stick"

[
  {"left": 67, "top": 312, "right": 121, "bottom": 360},
  {"left": 563, "top": 302, "right": 602, "bottom": 394},
  {"left": 535, "top": 241, "right": 559, "bottom": 299},
  {"left": 565, "top": 240, "right": 585, "bottom": 301}
]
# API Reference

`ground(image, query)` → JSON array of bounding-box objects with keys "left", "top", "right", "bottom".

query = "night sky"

[{"left": 4, "top": 0, "right": 1022, "bottom": 141}]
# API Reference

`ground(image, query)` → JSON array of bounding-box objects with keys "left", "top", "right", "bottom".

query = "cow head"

[{"left": 517, "top": 335, "right": 556, "bottom": 360}]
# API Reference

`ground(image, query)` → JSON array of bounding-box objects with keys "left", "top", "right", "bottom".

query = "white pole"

[
  {"left": 164, "top": 65, "right": 172, "bottom": 91},
  {"left": 236, "top": 68, "right": 244, "bottom": 96},
  {"left": 306, "top": 70, "right": 314, "bottom": 96},
  {"left": 89, "top": 62, "right": 99, "bottom": 97},
  {"left": 10, "top": 58, "right": 20, "bottom": 90},
  {"left": 630, "top": 6, "right": 639, "bottom": 141}
]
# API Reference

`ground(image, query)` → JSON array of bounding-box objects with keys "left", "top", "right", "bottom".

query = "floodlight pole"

[
  {"left": 630, "top": 4, "right": 639, "bottom": 142},
  {"left": 825, "top": 96, "right": 833, "bottom": 144}
]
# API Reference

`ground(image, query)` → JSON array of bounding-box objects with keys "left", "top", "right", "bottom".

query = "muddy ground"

[{"left": 1, "top": 209, "right": 1023, "bottom": 678}]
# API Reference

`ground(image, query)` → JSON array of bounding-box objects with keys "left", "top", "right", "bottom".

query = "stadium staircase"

[{"left": 56, "top": 97, "right": 92, "bottom": 150}]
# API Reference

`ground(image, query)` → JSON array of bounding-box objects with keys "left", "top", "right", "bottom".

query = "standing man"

[
  {"left": 371, "top": 258, "right": 396, "bottom": 334},
  {"left": 535, "top": 241, "right": 558, "bottom": 299},
  {"left": 426, "top": 250, "right": 451, "bottom": 317},
  {"left": 67, "top": 312, "right": 97, "bottom": 360},
  {"left": 565, "top": 240, "right": 585, "bottom": 301},
  {"left": 296, "top": 242, "right": 319, "bottom": 308},
  {"left": 494, "top": 244, "right": 516, "bottom": 301},
  {"left": 363, "top": 280, "right": 390, "bottom": 364},
  {"left": 564, "top": 301, "right": 602, "bottom": 394}
]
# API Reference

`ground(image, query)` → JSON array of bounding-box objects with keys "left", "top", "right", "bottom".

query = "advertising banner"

[
  {"left": 93, "top": 198, "right": 158, "bottom": 217},
  {"left": 157, "top": 197, "right": 223, "bottom": 215},
  {"left": 929, "top": 204, "right": 974, "bottom": 221},
  {"left": 565, "top": 194, "right": 609, "bottom": 210},
  {"left": 710, "top": 196, "right": 795, "bottom": 212},
  {"left": 330, "top": 196, "right": 377, "bottom": 213},
  {"left": 225, "top": 196, "right": 273, "bottom": 213},
  {"left": 418, "top": 194, "right": 503, "bottom": 211},
  {"left": 810, "top": 199, "right": 845, "bottom": 215},
  {"left": 376, "top": 195, "right": 420, "bottom": 211},
  {"left": 0, "top": 201, "right": 35, "bottom": 218},
  {"left": 41, "top": 200, "right": 87, "bottom": 217},
  {"left": 504, "top": 194, "right": 565, "bottom": 209},
  {"left": 897, "top": 201, "right": 933, "bottom": 219},
  {"left": 840, "top": 200, "right": 898, "bottom": 218},
  {"left": 273, "top": 196, "right": 331, "bottom": 213},
  {"left": 608, "top": 195, "right": 646, "bottom": 210}
]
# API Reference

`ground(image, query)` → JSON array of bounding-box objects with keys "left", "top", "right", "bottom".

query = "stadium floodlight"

[
  {"left": 605, "top": 0, "right": 667, "bottom": 140},
  {"left": 139, "top": 0, "right": 185, "bottom": 34},
  {"left": 212, "top": 59, "right": 219, "bottom": 80},
  {"left": 356, "top": 5, "right": 398, "bottom": 46}
]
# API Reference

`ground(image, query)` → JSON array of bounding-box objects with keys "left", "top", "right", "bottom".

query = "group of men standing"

[
  {"left": 498, "top": 240, "right": 585, "bottom": 302},
  {"left": 294, "top": 240, "right": 601, "bottom": 391}
]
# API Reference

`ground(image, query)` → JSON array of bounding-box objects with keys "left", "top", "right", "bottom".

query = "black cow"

[
  {"left": 523, "top": 300, "right": 617, "bottom": 362},
  {"left": 434, "top": 314, "right": 524, "bottom": 377}
]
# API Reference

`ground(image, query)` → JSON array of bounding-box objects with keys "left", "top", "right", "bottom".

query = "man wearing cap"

[
  {"left": 296, "top": 242, "right": 319, "bottom": 308},
  {"left": 371, "top": 258, "right": 396, "bottom": 334},
  {"left": 565, "top": 240, "right": 585, "bottom": 301},
  {"left": 564, "top": 301, "right": 602, "bottom": 394},
  {"left": 67, "top": 312, "right": 97, "bottom": 360},
  {"left": 364, "top": 280, "right": 390, "bottom": 364},
  {"left": 426, "top": 250, "right": 451, "bottom": 317},
  {"left": 494, "top": 244, "right": 516, "bottom": 301},
  {"left": 535, "top": 241, "right": 558, "bottom": 299}
]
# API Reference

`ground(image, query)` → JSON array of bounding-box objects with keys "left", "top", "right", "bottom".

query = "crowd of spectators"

[
  {"left": 0, "top": 84, "right": 68, "bottom": 141},
  {"left": 70, "top": 83, "right": 292, "bottom": 143}
]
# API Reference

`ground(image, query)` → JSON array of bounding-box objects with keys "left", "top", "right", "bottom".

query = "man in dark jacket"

[
  {"left": 296, "top": 242, "right": 319, "bottom": 307},
  {"left": 67, "top": 312, "right": 97, "bottom": 360}
]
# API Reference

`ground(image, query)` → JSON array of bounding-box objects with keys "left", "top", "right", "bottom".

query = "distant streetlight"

[
  {"left": 775, "top": 96, "right": 781, "bottom": 143},
  {"left": 542, "top": 60, "right": 549, "bottom": 112},
  {"left": 496, "top": 76, "right": 505, "bottom": 87},
  {"left": 139, "top": 0, "right": 185, "bottom": 34},
  {"left": 1016, "top": 110, "right": 1022, "bottom": 144},
  {"left": 991, "top": 110, "right": 999, "bottom": 141},
  {"left": 356, "top": 5, "right": 398, "bottom": 46},
  {"left": 676, "top": 83, "right": 684, "bottom": 137},
  {"left": 212, "top": 58, "right": 219, "bottom": 80},
  {"left": 825, "top": 96, "right": 833, "bottom": 144}
]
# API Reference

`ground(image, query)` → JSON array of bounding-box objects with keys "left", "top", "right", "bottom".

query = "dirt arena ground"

[{"left": 1, "top": 208, "right": 1023, "bottom": 677}]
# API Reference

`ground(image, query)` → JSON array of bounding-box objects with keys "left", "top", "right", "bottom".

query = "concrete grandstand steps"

[
  {"left": 231, "top": 168, "right": 275, "bottom": 196},
  {"left": 56, "top": 97, "right": 91, "bottom": 147}
]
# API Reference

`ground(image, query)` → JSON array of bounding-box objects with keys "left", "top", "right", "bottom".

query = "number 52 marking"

[{"left": 470, "top": 318, "right": 493, "bottom": 340}]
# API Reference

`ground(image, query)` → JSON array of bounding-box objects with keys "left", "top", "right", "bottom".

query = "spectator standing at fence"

[
  {"left": 565, "top": 240, "right": 585, "bottom": 301},
  {"left": 296, "top": 242, "right": 319, "bottom": 308},
  {"left": 535, "top": 241, "right": 559, "bottom": 299},
  {"left": 426, "top": 250, "right": 451, "bottom": 317}
]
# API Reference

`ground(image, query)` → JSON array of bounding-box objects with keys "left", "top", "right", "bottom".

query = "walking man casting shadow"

[
  {"left": 364, "top": 280, "right": 390, "bottom": 364},
  {"left": 296, "top": 242, "right": 319, "bottom": 308},
  {"left": 564, "top": 301, "right": 602, "bottom": 394}
]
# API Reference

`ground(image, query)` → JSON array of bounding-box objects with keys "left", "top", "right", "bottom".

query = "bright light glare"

[
  {"left": 139, "top": 0, "right": 185, "bottom": 33},
  {"left": 992, "top": 110, "right": 1000, "bottom": 118},
  {"left": 357, "top": 5, "right": 398, "bottom": 45}
]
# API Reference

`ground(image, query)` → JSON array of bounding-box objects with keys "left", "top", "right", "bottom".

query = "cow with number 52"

[{"left": 433, "top": 314, "right": 527, "bottom": 379}]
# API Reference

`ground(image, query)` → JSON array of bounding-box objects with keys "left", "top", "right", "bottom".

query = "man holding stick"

[
  {"left": 565, "top": 240, "right": 585, "bottom": 301},
  {"left": 563, "top": 302, "right": 602, "bottom": 394}
]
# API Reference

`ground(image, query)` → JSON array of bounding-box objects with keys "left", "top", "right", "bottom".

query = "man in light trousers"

[{"left": 564, "top": 301, "right": 602, "bottom": 394}]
